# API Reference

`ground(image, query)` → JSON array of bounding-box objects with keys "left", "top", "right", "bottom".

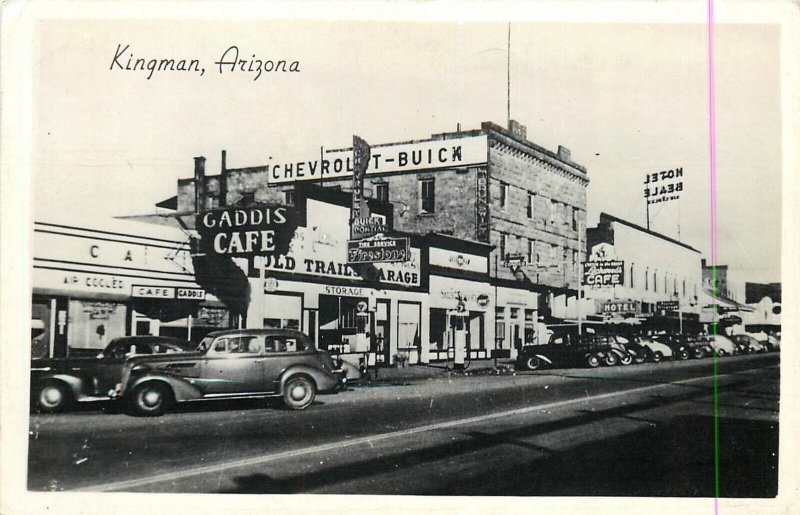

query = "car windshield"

[{"left": 197, "top": 336, "right": 215, "bottom": 352}]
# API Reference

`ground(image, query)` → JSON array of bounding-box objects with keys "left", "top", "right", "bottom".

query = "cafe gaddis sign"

[{"left": 196, "top": 206, "right": 298, "bottom": 257}]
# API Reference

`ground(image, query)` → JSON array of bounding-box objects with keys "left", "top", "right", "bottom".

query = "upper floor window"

[
  {"left": 284, "top": 190, "right": 295, "bottom": 206},
  {"left": 420, "top": 179, "right": 435, "bottom": 214},
  {"left": 500, "top": 232, "right": 508, "bottom": 259},
  {"left": 528, "top": 239, "right": 534, "bottom": 264},
  {"left": 500, "top": 182, "right": 509, "bottom": 208},
  {"left": 527, "top": 192, "right": 535, "bottom": 218},
  {"left": 375, "top": 182, "right": 389, "bottom": 202}
]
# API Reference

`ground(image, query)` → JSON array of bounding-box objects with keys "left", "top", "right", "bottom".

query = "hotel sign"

[
  {"left": 602, "top": 300, "right": 640, "bottom": 316},
  {"left": 267, "top": 135, "right": 489, "bottom": 184},
  {"left": 644, "top": 167, "right": 684, "bottom": 205}
]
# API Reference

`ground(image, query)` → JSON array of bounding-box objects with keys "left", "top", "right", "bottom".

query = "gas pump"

[
  {"left": 447, "top": 298, "right": 470, "bottom": 370},
  {"left": 354, "top": 300, "right": 371, "bottom": 377}
]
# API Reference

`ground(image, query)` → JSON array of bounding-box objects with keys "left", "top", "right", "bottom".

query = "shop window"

[
  {"left": 375, "top": 182, "right": 389, "bottom": 202},
  {"left": 495, "top": 307, "right": 506, "bottom": 346},
  {"left": 429, "top": 308, "right": 448, "bottom": 351},
  {"left": 67, "top": 300, "right": 127, "bottom": 351},
  {"left": 420, "top": 179, "right": 435, "bottom": 214},
  {"left": 524, "top": 309, "right": 536, "bottom": 345}
]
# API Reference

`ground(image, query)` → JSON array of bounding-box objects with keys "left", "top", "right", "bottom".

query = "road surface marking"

[{"left": 76, "top": 366, "right": 773, "bottom": 492}]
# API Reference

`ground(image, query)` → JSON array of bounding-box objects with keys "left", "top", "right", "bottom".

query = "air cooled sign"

[{"left": 197, "top": 206, "right": 298, "bottom": 257}]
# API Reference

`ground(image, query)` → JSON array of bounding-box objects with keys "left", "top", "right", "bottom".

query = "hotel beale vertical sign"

[
  {"left": 644, "top": 167, "right": 683, "bottom": 205},
  {"left": 197, "top": 206, "right": 298, "bottom": 257}
]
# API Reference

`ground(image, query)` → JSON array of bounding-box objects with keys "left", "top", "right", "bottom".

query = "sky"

[{"left": 31, "top": 17, "right": 783, "bottom": 283}]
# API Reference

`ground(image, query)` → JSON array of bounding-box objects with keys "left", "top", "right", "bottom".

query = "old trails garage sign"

[
  {"left": 197, "top": 206, "right": 298, "bottom": 257},
  {"left": 583, "top": 260, "right": 624, "bottom": 287}
]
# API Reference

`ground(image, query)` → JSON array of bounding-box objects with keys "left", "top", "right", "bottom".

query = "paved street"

[{"left": 28, "top": 353, "right": 779, "bottom": 496}]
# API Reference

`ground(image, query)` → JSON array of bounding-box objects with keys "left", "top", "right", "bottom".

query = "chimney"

[
  {"left": 557, "top": 145, "right": 571, "bottom": 162},
  {"left": 508, "top": 119, "right": 527, "bottom": 140},
  {"left": 194, "top": 156, "right": 206, "bottom": 214},
  {"left": 219, "top": 150, "right": 228, "bottom": 207}
]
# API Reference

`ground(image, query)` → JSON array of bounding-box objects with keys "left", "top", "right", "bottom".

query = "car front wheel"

[
  {"left": 35, "top": 381, "right": 72, "bottom": 413},
  {"left": 693, "top": 348, "right": 705, "bottom": 359},
  {"left": 282, "top": 376, "right": 316, "bottom": 410},
  {"left": 129, "top": 382, "right": 171, "bottom": 417},
  {"left": 524, "top": 357, "right": 542, "bottom": 371},
  {"left": 604, "top": 353, "right": 619, "bottom": 366},
  {"left": 652, "top": 350, "right": 664, "bottom": 363},
  {"left": 678, "top": 348, "right": 690, "bottom": 360},
  {"left": 587, "top": 355, "right": 601, "bottom": 368}
]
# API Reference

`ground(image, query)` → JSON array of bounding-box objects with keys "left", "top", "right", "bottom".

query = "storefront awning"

[{"left": 699, "top": 289, "right": 755, "bottom": 312}]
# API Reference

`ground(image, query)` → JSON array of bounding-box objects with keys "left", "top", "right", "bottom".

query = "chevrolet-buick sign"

[{"left": 268, "top": 135, "right": 488, "bottom": 184}]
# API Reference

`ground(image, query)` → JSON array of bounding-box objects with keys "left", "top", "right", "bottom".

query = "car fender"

[
  {"left": 128, "top": 373, "right": 203, "bottom": 402},
  {"left": 279, "top": 365, "right": 337, "bottom": 394},
  {"left": 533, "top": 354, "right": 553, "bottom": 365},
  {"left": 34, "top": 373, "right": 88, "bottom": 400}
]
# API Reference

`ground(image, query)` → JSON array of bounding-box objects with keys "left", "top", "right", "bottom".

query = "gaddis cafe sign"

[
  {"left": 196, "top": 206, "right": 298, "bottom": 257},
  {"left": 267, "top": 135, "right": 488, "bottom": 185}
]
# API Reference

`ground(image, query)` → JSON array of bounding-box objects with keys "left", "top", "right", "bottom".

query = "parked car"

[
  {"left": 731, "top": 334, "right": 768, "bottom": 354},
  {"left": 634, "top": 336, "right": 674, "bottom": 362},
  {"left": 30, "top": 336, "right": 195, "bottom": 413},
  {"left": 651, "top": 334, "right": 692, "bottom": 360},
  {"left": 609, "top": 335, "right": 649, "bottom": 364},
  {"left": 516, "top": 335, "right": 618, "bottom": 370},
  {"left": 703, "top": 334, "right": 737, "bottom": 357},
  {"left": 113, "top": 329, "right": 344, "bottom": 416}
]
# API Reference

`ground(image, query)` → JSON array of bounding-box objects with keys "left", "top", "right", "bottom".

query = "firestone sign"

[{"left": 267, "top": 135, "right": 489, "bottom": 184}]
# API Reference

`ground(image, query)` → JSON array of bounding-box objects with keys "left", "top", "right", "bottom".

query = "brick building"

[{"left": 153, "top": 120, "right": 588, "bottom": 352}]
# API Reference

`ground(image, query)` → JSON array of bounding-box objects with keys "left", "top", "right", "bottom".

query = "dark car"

[
  {"left": 516, "top": 335, "right": 624, "bottom": 370},
  {"left": 651, "top": 334, "right": 693, "bottom": 360},
  {"left": 608, "top": 335, "right": 649, "bottom": 364},
  {"left": 30, "top": 336, "right": 195, "bottom": 413},
  {"left": 731, "top": 334, "right": 767, "bottom": 354},
  {"left": 113, "top": 329, "right": 343, "bottom": 416}
]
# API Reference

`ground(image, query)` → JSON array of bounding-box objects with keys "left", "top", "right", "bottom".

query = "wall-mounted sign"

[
  {"left": 264, "top": 277, "right": 279, "bottom": 293},
  {"left": 656, "top": 300, "right": 680, "bottom": 312},
  {"left": 268, "top": 135, "right": 489, "bottom": 184},
  {"left": 583, "top": 260, "right": 624, "bottom": 286},
  {"left": 347, "top": 237, "right": 410, "bottom": 264},
  {"left": 504, "top": 254, "right": 527, "bottom": 269},
  {"left": 476, "top": 168, "right": 490, "bottom": 242},
  {"left": 196, "top": 206, "right": 298, "bottom": 257},
  {"left": 602, "top": 300, "right": 640, "bottom": 315},
  {"left": 644, "top": 167, "right": 684, "bottom": 205},
  {"left": 132, "top": 285, "right": 206, "bottom": 300},
  {"left": 350, "top": 135, "right": 370, "bottom": 234},
  {"left": 350, "top": 217, "right": 388, "bottom": 239},
  {"left": 476, "top": 294, "right": 490, "bottom": 307}
]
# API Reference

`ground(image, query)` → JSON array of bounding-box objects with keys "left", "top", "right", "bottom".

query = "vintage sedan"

[
  {"left": 30, "top": 336, "right": 195, "bottom": 413},
  {"left": 731, "top": 334, "right": 768, "bottom": 353},
  {"left": 634, "top": 336, "right": 674, "bottom": 362},
  {"left": 704, "top": 334, "right": 738, "bottom": 357},
  {"left": 114, "top": 329, "right": 343, "bottom": 416}
]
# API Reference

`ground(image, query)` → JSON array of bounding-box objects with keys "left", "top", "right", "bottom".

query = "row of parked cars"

[
  {"left": 516, "top": 332, "right": 779, "bottom": 371},
  {"left": 30, "top": 329, "right": 356, "bottom": 417}
]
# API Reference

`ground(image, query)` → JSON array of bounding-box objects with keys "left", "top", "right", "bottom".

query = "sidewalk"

[{"left": 355, "top": 358, "right": 517, "bottom": 385}]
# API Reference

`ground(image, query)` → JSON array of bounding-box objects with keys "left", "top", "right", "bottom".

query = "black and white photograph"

[{"left": 1, "top": 1, "right": 798, "bottom": 513}]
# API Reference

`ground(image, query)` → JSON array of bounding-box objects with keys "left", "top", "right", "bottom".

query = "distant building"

[{"left": 584, "top": 213, "right": 703, "bottom": 331}]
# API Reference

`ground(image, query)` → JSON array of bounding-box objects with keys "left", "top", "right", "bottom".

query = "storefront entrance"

[{"left": 429, "top": 308, "right": 485, "bottom": 362}]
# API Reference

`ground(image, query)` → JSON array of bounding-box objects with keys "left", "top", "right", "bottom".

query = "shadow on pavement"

[{"left": 218, "top": 380, "right": 777, "bottom": 497}]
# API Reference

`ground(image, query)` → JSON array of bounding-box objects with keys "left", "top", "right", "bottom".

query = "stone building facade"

[{"left": 166, "top": 120, "right": 588, "bottom": 351}]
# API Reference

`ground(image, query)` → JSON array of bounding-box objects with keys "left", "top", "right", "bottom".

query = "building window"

[
  {"left": 527, "top": 192, "right": 534, "bottom": 218},
  {"left": 654, "top": 271, "right": 658, "bottom": 293},
  {"left": 645, "top": 268, "right": 649, "bottom": 291},
  {"left": 630, "top": 263, "right": 635, "bottom": 288},
  {"left": 499, "top": 233, "right": 508, "bottom": 259},
  {"left": 683, "top": 279, "right": 686, "bottom": 297},
  {"left": 375, "top": 182, "right": 389, "bottom": 202},
  {"left": 573, "top": 250, "right": 578, "bottom": 271},
  {"left": 528, "top": 239, "right": 534, "bottom": 264},
  {"left": 673, "top": 278, "right": 678, "bottom": 295},
  {"left": 665, "top": 275, "right": 668, "bottom": 294},
  {"left": 572, "top": 207, "right": 578, "bottom": 231},
  {"left": 550, "top": 200, "right": 558, "bottom": 225},
  {"left": 551, "top": 244, "right": 559, "bottom": 268},
  {"left": 500, "top": 182, "right": 509, "bottom": 208},
  {"left": 420, "top": 179, "right": 435, "bottom": 214},
  {"left": 495, "top": 307, "right": 506, "bottom": 347},
  {"left": 284, "top": 190, "right": 295, "bottom": 205}
]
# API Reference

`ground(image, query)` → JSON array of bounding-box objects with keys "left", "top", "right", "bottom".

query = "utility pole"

[{"left": 577, "top": 221, "right": 583, "bottom": 336}]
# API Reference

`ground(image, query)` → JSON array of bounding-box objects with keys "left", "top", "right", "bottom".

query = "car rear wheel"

[
  {"left": 620, "top": 353, "right": 633, "bottom": 366},
  {"left": 678, "top": 349, "right": 690, "bottom": 360},
  {"left": 524, "top": 357, "right": 542, "bottom": 371},
  {"left": 715, "top": 348, "right": 726, "bottom": 358},
  {"left": 586, "top": 355, "right": 601, "bottom": 368},
  {"left": 35, "top": 381, "right": 72, "bottom": 413},
  {"left": 604, "top": 353, "right": 619, "bottom": 366},
  {"left": 633, "top": 352, "right": 646, "bottom": 364},
  {"left": 129, "top": 382, "right": 172, "bottom": 417},
  {"left": 693, "top": 348, "right": 705, "bottom": 359},
  {"left": 282, "top": 376, "right": 316, "bottom": 410},
  {"left": 652, "top": 350, "right": 664, "bottom": 363}
]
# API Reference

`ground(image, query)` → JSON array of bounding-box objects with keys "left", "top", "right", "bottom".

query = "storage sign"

[{"left": 582, "top": 260, "right": 624, "bottom": 286}]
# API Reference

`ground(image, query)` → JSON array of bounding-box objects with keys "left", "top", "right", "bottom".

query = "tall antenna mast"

[{"left": 507, "top": 22, "right": 511, "bottom": 126}]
